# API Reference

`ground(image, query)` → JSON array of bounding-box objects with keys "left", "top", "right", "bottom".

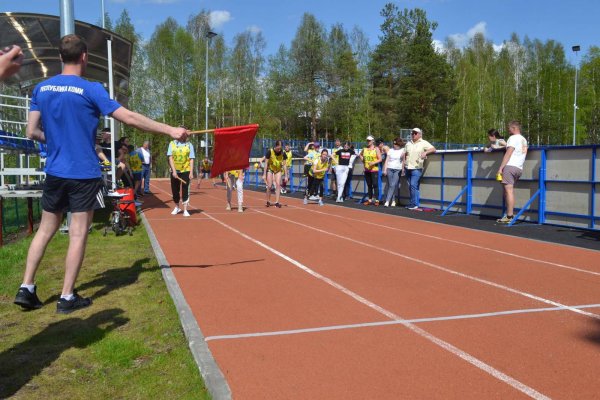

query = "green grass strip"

[{"left": 0, "top": 208, "right": 209, "bottom": 399}]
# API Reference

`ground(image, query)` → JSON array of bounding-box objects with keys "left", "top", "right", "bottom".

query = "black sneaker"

[
  {"left": 266, "top": 201, "right": 271, "bottom": 207},
  {"left": 14, "top": 286, "right": 43, "bottom": 310},
  {"left": 56, "top": 292, "right": 92, "bottom": 314},
  {"left": 275, "top": 202, "right": 282, "bottom": 208}
]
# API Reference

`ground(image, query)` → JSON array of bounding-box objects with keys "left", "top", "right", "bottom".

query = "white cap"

[
  {"left": 366, "top": 135, "right": 375, "bottom": 141},
  {"left": 412, "top": 128, "right": 422, "bottom": 134}
]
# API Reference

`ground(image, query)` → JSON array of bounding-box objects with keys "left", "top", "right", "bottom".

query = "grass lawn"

[{"left": 0, "top": 208, "right": 209, "bottom": 399}]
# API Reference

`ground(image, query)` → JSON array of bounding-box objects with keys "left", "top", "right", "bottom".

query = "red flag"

[{"left": 210, "top": 124, "right": 259, "bottom": 178}]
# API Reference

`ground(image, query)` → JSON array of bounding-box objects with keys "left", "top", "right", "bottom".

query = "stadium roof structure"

[{"left": 0, "top": 12, "right": 132, "bottom": 105}]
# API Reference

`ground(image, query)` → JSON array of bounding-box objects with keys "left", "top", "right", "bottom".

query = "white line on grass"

[
  {"left": 205, "top": 303, "right": 600, "bottom": 341},
  {"left": 200, "top": 210, "right": 550, "bottom": 400}
]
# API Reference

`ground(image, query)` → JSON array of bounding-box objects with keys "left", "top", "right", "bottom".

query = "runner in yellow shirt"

[
  {"left": 303, "top": 149, "right": 331, "bottom": 206},
  {"left": 359, "top": 135, "right": 382, "bottom": 206},
  {"left": 225, "top": 169, "right": 245, "bottom": 213},
  {"left": 281, "top": 143, "right": 293, "bottom": 194},
  {"left": 262, "top": 140, "right": 288, "bottom": 208},
  {"left": 167, "top": 137, "right": 195, "bottom": 217}
]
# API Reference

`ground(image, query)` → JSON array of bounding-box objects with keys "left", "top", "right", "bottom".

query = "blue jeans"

[
  {"left": 142, "top": 164, "right": 151, "bottom": 193},
  {"left": 406, "top": 168, "right": 423, "bottom": 207},
  {"left": 384, "top": 168, "right": 401, "bottom": 204}
]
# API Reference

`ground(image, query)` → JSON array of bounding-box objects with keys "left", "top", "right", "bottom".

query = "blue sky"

[{"left": 2, "top": 0, "right": 598, "bottom": 64}]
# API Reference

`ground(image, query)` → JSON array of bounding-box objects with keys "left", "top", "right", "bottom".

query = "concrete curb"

[{"left": 140, "top": 212, "right": 232, "bottom": 400}]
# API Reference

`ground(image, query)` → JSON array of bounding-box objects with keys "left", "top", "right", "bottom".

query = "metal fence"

[{"left": 245, "top": 145, "right": 600, "bottom": 231}]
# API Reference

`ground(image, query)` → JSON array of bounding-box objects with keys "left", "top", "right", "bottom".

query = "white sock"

[
  {"left": 61, "top": 293, "right": 75, "bottom": 301},
  {"left": 20, "top": 284, "right": 35, "bottom": 293}
]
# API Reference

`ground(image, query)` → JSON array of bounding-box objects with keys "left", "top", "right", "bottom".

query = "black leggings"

[
  {"left": 310, "top": 177, "right": 324, "bottom": 197},
  {"left": 364, "top": 171, "right": 379, "bottom": 200},
  {"left": 171, "top": 171, "right": 190, "bottom": 204}
]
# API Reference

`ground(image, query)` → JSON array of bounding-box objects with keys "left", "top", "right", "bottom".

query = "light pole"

[
  {"left": 205, "top": 31, "right": 217, "bottom": 158},
  {"left": 572, "top": 45, "right": 580, "bottom": 146}
]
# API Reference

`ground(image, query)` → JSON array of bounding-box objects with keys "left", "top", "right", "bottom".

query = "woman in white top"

[{"left": 383, "top": 137, "right": 406, "bottom": 207}]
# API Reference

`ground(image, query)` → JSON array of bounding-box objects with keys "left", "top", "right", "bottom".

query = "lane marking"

[
  {"left": 205, "top": 303, "right": 600, "bottom": 341},
  {"left": 198, "top": 209, "right": 550, "bottom": 399},
  {"left": 252, "top": 208, "right": 600, "bottom": 322},
  {"left": 151, "top": 181, "right": 550, "bottom": 398},
  {"left": 243, "top": 191, "right": 600, "bottom": 277}
]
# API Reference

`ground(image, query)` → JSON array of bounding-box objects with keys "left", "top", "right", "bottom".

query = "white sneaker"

[
  {"left": 335, "top": 199, "right": 343, "bottom": 203},
  {"left": 226, "top": 204, "right": 232, "bottom": 211},
  {"left": 183, "top": 210, "right": 190, "bottom": 217},
  {"left": 384, "top": 202, "right": 389, "bottom": 207},
  {"left": 391, "top": 201, "right": 396, "bottom": 207},
  {"left": 309, "top": 195, "right": 318, "bottom": 201},
  {"left": 303, "top": 198, "right": 308, "bottom": 205},
  {"left": 171, "top": 206, "right": 181, "bottom": 215},
  {"left": 238, "top": 205, "right": 244, "bottom": 213},
  {"left": 318, "top": 200, "right": 324, "bottom": 206}
]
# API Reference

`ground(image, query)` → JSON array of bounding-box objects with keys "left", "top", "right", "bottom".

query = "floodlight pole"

[
  {"left": 205, "top": 31, "right": 217, "bottom": 158},
  {"left": 572, "top": 45, "right": 580, "bottom": 146},
  {"left": 59, "top": 0, "right": 74, "bottom": 37}
]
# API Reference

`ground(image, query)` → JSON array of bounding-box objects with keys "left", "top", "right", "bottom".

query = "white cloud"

[
  {"left": 247, "top": 25, "right": 262, "bottom": 34},
  {"left": 449, "top": 21, "right": 487, "bottom": 48},
  {"left": 432, "top": 39, "right": 445, "bottom": 54},
  {"left": 209, "top": 10, "right": 232, "bottom": 29}
]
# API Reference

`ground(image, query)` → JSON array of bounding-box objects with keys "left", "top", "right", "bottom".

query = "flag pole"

[{"left": 188, "top": 128, "right": 216, "bottom": 135}]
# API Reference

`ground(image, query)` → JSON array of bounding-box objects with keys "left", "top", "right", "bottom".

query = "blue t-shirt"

[{"left": 30, "top": 74, "right": 121, "bottom": 179}]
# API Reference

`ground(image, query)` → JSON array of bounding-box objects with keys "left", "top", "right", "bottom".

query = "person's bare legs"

[
  {"left": 22, "top": 210, "right": 63, "bottom": 285},
  {"left": 61, "top": 210, "right": 93, "bottom": 296},
  {"left": 265, "top": 172, "right": 273, "bottom": 204},
  {"left": 504, "top": 184, "right": 515, "bottom": 216},
  {"left": 274, "top": 172, "right": 282, "bottom": 204}
]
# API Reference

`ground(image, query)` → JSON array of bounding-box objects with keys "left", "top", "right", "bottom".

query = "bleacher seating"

[{"left": 0, "top": 130, "right": 46, "bottom": 155}]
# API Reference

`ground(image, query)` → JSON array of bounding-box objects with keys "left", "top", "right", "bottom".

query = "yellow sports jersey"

[
  {"left": 201, "top": 159, "right": 211, "bottom": 170},
  {"left": 228, "top": 169, "right": 241, "bottom": 178},
  {"left": 331, "top": 147, "right": 342, "bottom": 166},
  {"left": 309, "top": 158, "right": 329, "bottom": 179},
  {"left": 169, "top": 141, "right": 193, "bottom": 172},
  {"left": 267, "top": 148, "right": 285, "bottom": 173},
  {"left": 363, "top": 147, "right": 379, "bottom": 171},
  {"left": 129, "top": 151, "right": 143, "bottom": 173},
  {"left": 285, "top": 150, "right": 293, "bottom": 167}
]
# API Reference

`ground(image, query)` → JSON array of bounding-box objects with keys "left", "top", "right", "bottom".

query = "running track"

[{"left": 143, "top": 179, "right": 600, "bottom": 399}]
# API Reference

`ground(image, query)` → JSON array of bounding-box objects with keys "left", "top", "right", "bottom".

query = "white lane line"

[
  {"left": 200, "top": 210, "right": 550, "bottom": 400},
  {"left": 252, "top": 208, "right": 600, "bottom": 322},
  {"left": 243, "top": 191, "right": 600, "bottom": 277},
  {"left": 205, "top": 303, "right": 600, "bottom": 342}
]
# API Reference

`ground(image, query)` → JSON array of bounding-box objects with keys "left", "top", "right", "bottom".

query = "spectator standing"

[
  {"left": 329, "top": 138, "right": 342, "bottom": 198},
  {"left": 13, "top": 34, "right": 187, "bottom": 314},
  {"left": 404, "top": 128, "right": 436, "bottom": 210},
  {"left": 359, "top": 135, "right": 382, "bottom": 206},
  {"left": 138, "top": 140, "right": 152, "bottom": 194},
  {"left": 497, "top": 121, "right": 528, "bottom": 224},
  {"left": 484, "top": 129, "right": 507, "bottom": 152},
  {"left": 383, "top": 137, "right": 406, "bottom": 207},
  {"left": 334, "top": 142, "right": 354, "bottom": 203},
  {"left": 343, "top": 145, "right": 357, "bottom": 201},
  {"left": 282, "top": 143, "right": 293, "bottom": 194}
]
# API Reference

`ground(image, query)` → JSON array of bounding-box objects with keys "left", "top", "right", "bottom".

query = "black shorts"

[
  {"left": 42, "top": 174, "right": 105, "bottom": 213},
  {"left": 201, "top": 169, "right": 210, "bottom": 174}
]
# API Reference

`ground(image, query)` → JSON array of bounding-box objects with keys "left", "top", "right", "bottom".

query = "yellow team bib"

[
  {"left": 363, "top": 147, "right": 379, "bottom": 171},
  {"left": 310, "top": 158, "right": 329, "bottom": 179},
  {"left": 228, "top": 169, "right": 241, "bottom": 178},
  {"left": 129, "top": 151, "right": 142, "bottom": 173},
  {"left": 170, "top": 142, "right": 191, "bottom": 172},
  {"left": 268, "top": 149, "right": 285, "bottom": 173},
  {"left": 285, "top": 150, "right": 293, "bottom": 167}
]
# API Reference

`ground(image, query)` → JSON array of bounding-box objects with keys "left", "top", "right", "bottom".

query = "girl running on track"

[
  {"left": 225, "top": 169, "right": 245, "bottom": 212},
  {"left": 197, "top": 157, "right": 215, "bottom": 188},
  {"left": 359, "top": 135, "right": 382, "bottom": 206},
  {"left": 304, "top": 149, "right": 330, "bottom": 206},
  {"left": 262, "top": 140, "right": 287, "bottom": 208}
]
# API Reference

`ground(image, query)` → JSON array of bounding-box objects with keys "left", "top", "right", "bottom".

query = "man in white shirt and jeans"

[
  {"left": 497, "top": 120, "right": 528, "bottom": 224},
  {"left": 139, "top": 140, "right": 152, "bottom": 194}
]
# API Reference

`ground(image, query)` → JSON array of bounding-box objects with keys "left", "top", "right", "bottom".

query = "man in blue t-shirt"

[{"left": 14, "top": 34, "right": 189, "bottom": 314}]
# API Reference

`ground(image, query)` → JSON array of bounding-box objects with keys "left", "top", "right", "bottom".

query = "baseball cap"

[
  {"left": 366, "top": 135, "right": 375, "bottom": 141},
  {"left": 412, "top": 128, "right": 422, "bottom": 134}
]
